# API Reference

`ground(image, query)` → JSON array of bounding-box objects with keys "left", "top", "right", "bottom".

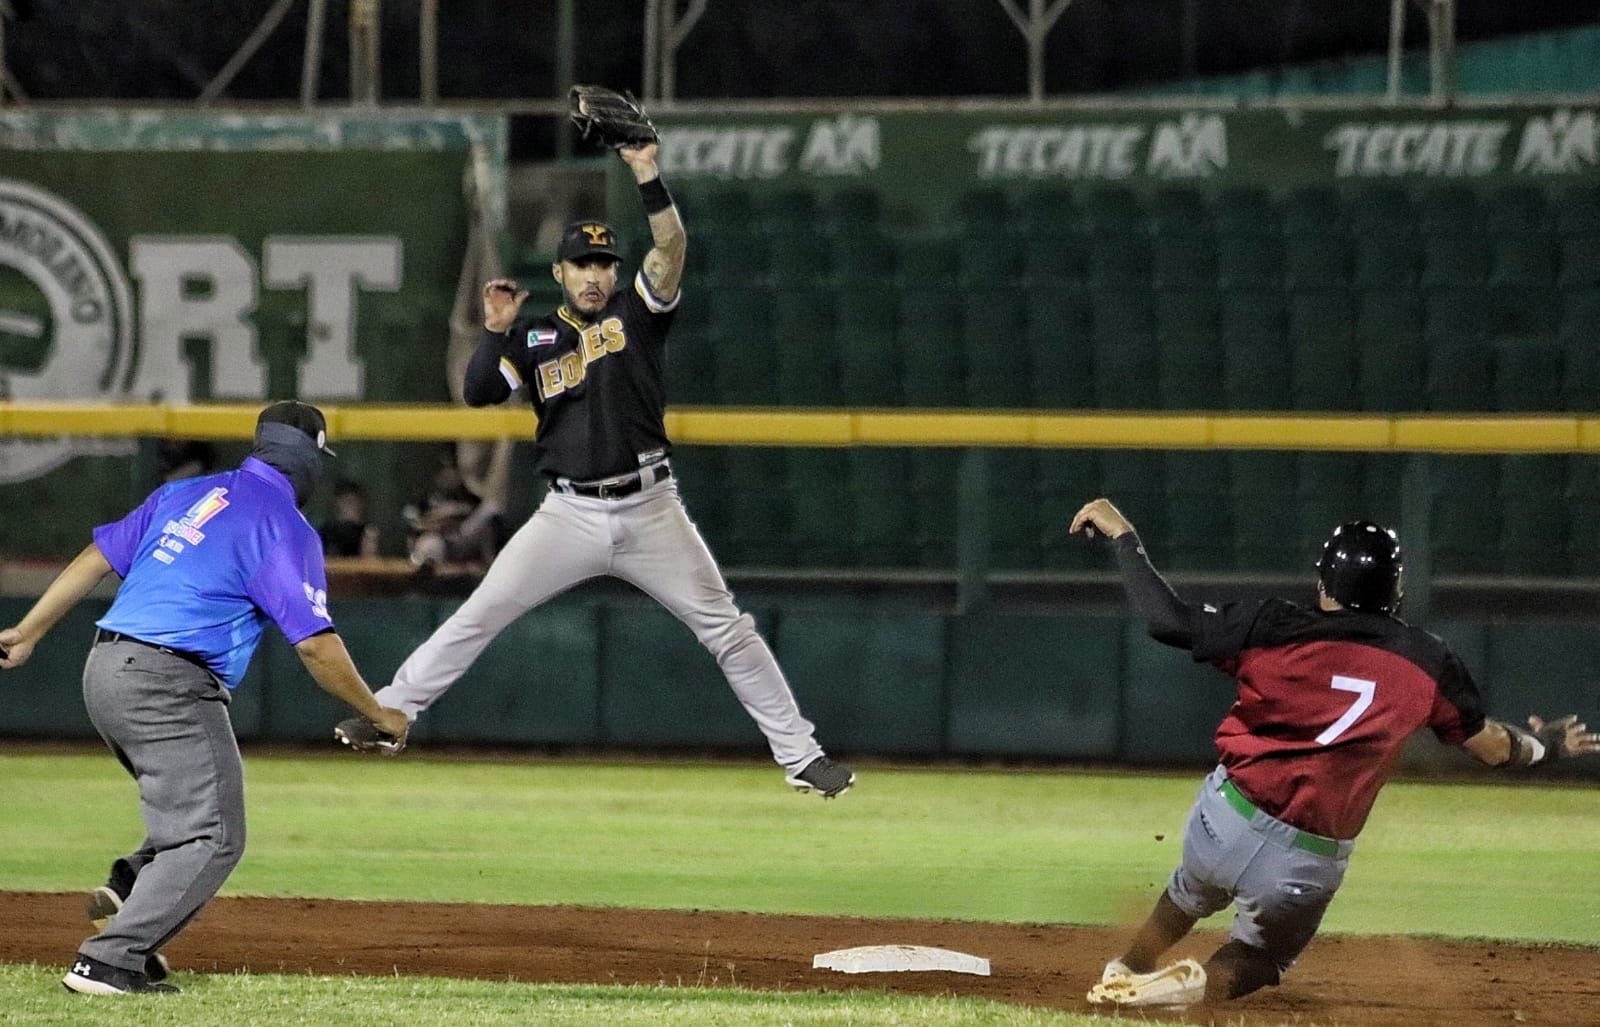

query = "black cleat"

[{"left": 785, "top": 756, "right": 856, "bottom": 798}]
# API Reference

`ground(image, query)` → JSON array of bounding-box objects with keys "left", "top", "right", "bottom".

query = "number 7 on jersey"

[{"left": 1316, "top": 675, "right": 1377, "bottom": 745}]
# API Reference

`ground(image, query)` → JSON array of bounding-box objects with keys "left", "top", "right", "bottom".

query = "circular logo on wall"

[{"left": 0, "top": 178, "right": 136, "bottom": 482}]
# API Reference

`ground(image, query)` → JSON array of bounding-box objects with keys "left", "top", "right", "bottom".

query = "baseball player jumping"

[
  {"left": 334, "top": 87, "right": 853, "bottom": 798},
  {"left": 1070, "top": 498, "right": 1600, "bottom": 1009}
]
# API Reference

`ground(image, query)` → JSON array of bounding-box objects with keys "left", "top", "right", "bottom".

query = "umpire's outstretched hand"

[{"left": 0, "top": 626, "right": 31, "bottom": 669}]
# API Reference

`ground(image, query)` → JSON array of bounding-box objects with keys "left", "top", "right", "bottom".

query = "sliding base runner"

[{"left": 1071, "top": 499, "right": 1600, "bottom": 1007}]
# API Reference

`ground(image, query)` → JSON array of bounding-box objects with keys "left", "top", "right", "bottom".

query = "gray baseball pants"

[
  {"left": 1167, "top": 766, "right": 1353, "bottom": 971},
  {"left": 78, "top": 639, "right": 246, "bottom": 973},
  {"left": 376, "top": 478, "right": 824, "bottom": 771}
]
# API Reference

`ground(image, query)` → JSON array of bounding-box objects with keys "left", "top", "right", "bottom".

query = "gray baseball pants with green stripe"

[{"left": 1167, "top": 766, "right": 1353, "bottom": 971}]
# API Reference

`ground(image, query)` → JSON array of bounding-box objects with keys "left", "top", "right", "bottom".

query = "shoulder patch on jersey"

[{"left": 528, "top": 328, "right": 558, "bottom": 347}]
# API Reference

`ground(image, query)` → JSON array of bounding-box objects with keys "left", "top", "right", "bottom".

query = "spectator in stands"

[
  {"left": 320, "top": 480, "right": 380, "bottom": 559},
  {"left": 157, "top": 439, "right": 218, "bottom": 483},
  {"left": 404, "top": 458, "right": 501, "bottom": 572}
]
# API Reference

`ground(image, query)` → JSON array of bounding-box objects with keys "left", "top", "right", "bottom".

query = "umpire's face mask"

[{"left": 250, "top": 422, "right": 328, "bottom": 507}]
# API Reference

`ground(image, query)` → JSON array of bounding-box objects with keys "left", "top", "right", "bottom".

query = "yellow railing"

[{"left": 2, "top": 402, "right": 1599, "bottom": 452}]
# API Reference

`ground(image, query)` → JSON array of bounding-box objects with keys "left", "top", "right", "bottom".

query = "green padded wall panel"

[
  {"left": 0, "top": 598, "right": 105, "bottom": 737},
  {"left": 1118, "top": 621, "right": 1237, "bottom": 764},
  {"left": 253, "top": 633, "right": 353, "bottom": 743},
  {"left": 598, "top": 601, "right": 776, "bottom": 751},
  {"left": 946, "top": 613, "right": 1122, "bottom": 758},
  {"left": 775, "top": 602, "right": 945, "bottom": 754},
  {"left": 424, "top": 599, "right": 601, "bottom": 745}
]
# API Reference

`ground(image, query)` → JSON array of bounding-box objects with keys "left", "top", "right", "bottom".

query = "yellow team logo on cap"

[{"left": 581, "top": 224, "right": 610, "bottom": 245}]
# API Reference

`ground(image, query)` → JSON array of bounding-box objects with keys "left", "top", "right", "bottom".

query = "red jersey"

[{"left": 1191, "top": 598, "right": 1486, "bottom": 840}]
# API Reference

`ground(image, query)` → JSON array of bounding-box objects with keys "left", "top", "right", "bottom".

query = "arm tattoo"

[{"left": 642, "top": 206, "right": 686, "bottom": 302}]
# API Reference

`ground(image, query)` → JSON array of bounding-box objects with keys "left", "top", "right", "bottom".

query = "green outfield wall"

[{"left": 4, "top": 594, "right": 1596, "bottom": 779}]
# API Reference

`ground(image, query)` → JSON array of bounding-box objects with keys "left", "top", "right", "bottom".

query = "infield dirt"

[{"left": 3, "top": 891, "right": 1594, "bottom": 1026}]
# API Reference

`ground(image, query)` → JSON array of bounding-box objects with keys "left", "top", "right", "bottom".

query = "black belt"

[
  {"left": 551, "top": 462, "right": 672, "bottom": 500},
  {"left": 95, "top": 629, "right": 213, "bottom": 677}
]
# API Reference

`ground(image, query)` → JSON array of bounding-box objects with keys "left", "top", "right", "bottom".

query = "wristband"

[
  {"left": 639, "top": 176, "right": 674, "bottom": 216},
  {"left": 1504, "top": 723, "right": 1547, "bottom": 767}
]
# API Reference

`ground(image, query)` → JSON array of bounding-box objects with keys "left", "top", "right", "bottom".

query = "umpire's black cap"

[
  {"left": 257, "top": 400, "right": 336, "bottom": 456},
  {"left": 1317, "top": 521, "right": 1402, "bottom": 613},
  {"left": 556, "top": 221, "right": 622, "bottom": 263}
]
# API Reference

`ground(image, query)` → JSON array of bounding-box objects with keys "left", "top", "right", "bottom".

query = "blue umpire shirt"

[{"left": 92, "top": 457, "right": 335, "bottom": 689}]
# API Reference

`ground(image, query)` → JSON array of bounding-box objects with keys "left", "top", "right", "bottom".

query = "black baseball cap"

[
  {"left": 556, "top": 220, "right": 622, "bottom": 263},
  {"left": 257, "top": 400, "right": 336, "bottom": 456}
]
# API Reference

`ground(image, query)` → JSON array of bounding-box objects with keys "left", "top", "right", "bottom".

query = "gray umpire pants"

[
  {"left": 78, "top": 639, "right": 246, "bottom": 973},
  {"left": 376, "top": 478, "right": 824, "bottom": 771}
]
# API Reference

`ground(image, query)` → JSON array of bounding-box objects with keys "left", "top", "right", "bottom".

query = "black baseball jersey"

[
  {"left": 1190, "top": 598, "right": 1487, "bottom": 839},
  {"left": 462, "top": 271, "right": 678, "bottom": 480}
]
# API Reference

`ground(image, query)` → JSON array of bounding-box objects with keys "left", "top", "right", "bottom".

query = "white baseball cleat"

[
  {"left": 1100, "top": 958, "right": 1133, "bottom": 984},
  {"left": 1086, "top": 957, "right": 1206, "bottom": 1007}
]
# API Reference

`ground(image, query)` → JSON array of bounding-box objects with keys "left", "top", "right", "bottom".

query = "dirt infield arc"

[{"left": 3, "top": 891, "right": 1596, "bottom": 1026}]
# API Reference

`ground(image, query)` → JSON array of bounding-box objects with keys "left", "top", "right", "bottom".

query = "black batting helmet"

[{"left": 1317, "top": 521, "right": 1403, "bottom": 614}]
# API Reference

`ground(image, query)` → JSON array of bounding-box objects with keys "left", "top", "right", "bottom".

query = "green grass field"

[
  {"left": 0, "top": 963, "right": 1112, "bottom": 1027},
  {"left": 2, "top": 749, "right": 1597, "bottom": 1025}
]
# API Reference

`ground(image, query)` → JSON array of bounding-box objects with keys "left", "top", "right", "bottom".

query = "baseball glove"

[
  {"left": 569, "top": 85, "right": 659, "bottom": 150},
  {"left": 334, "top": 716, "right": 408, "bottom": 756}
]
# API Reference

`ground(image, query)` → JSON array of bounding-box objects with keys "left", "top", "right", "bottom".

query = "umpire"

[{"left": 0, "top": 401, "right": 409, "bottom": 996}]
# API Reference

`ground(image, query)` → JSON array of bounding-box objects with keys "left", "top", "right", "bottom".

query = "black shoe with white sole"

[{"left": 62, "top": 953, "right": 179, "bottom": 995}]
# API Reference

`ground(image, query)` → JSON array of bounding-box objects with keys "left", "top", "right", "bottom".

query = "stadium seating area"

[
  {"left": 672, "top": 445, "right": 1600, "bottom": 580},
  {"left": 654, "top": 182, "right": 1599, "bottom": 414},
  {"left": 516, "top": 182, "right": 1600, "bottom": 577}
]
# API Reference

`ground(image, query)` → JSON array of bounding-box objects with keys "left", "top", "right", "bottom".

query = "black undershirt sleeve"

[
  {"left": 462, "top": 328, "right": 515, "bottom": 407},
  {"left": 1112, "top": 531, "right": 1197, "bottom": 650},
  {"left": 1433, "top": 650, "right": 1488, "bottom": 742}
]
